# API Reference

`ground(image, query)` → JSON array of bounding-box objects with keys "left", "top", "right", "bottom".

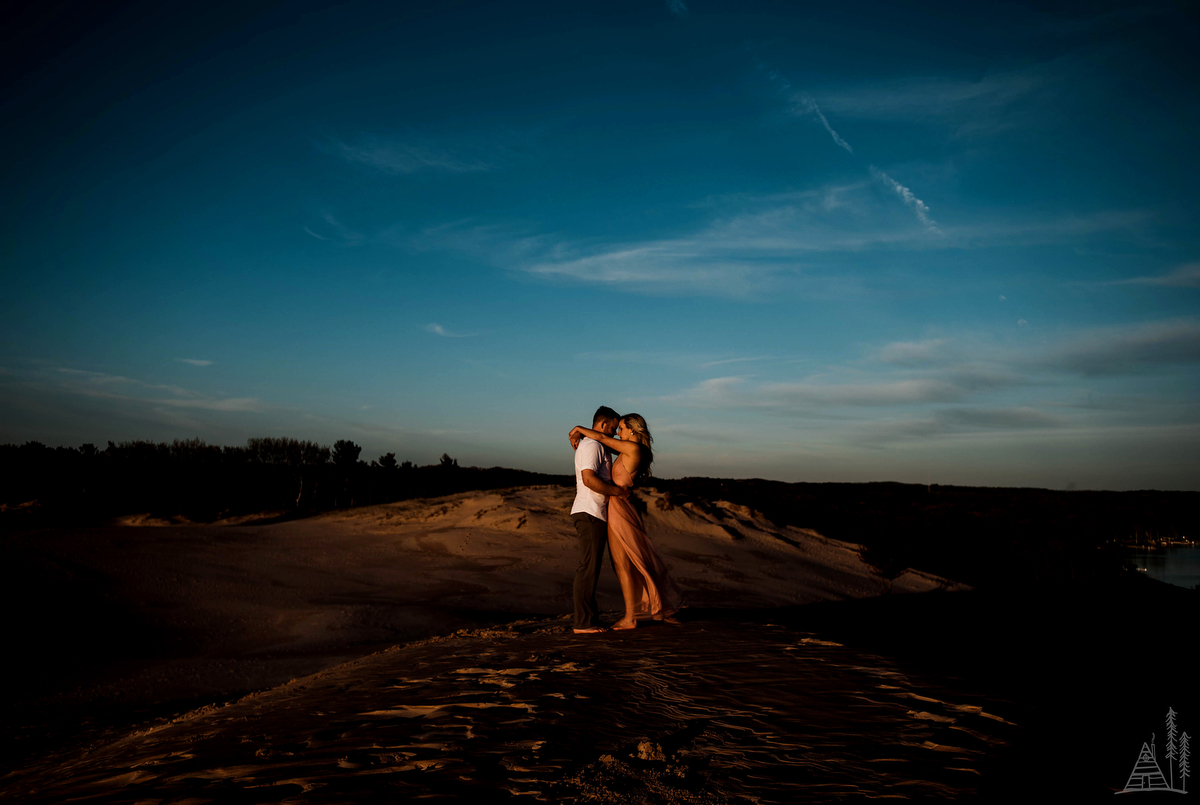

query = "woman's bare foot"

[
  {"left": 661, "top": 616, "right": 681, "bottom": 625},
  {"left": 612, "top": 617, "right": 637, "bottom": 630}
]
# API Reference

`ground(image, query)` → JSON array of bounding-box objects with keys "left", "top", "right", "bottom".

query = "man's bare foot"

[
  {"left": 612, "top": 618, "right": 637, "bottom": 630},
  {"left": 572, "top": 626, "right": 608, "bottom": 634},
  {"left": 662, "top": 616, "right": 682, "bottom": 625}
]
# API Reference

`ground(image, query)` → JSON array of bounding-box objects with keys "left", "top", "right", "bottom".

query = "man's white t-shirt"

[{"left": 571, "top": 437, "right": 612, "bottom": 521}]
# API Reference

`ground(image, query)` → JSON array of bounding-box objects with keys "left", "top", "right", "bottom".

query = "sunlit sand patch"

[
  {"left": 892, "top": 691, "right": 945, "bottom": 705},
  {"left": 272, "top": 777, "right": 319, "bottom": 793},
  {"left": 162, "top": 764, "right": 261, "bottom": 780},
  {"left": 908, "top": 710, "right": 957, "bottom": 723},
  {"left": 916, "top": 740, "right": 979, "bottom": 754},
  {"left": 790, "top": 636, "right": 844, "bottom": 647},
  {"left": 361, "top": 706, "right": 449, "bottom": 718},
  {"left": 975, "top": 709, "right": 1018, "bottom": 725},
  {"left": 96, "top": 770, "right": 157, "bottom": 787}
]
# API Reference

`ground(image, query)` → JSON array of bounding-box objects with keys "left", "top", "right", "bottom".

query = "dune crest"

[{"left": 314, "top": 484, "right": 966, "bottom": 608}]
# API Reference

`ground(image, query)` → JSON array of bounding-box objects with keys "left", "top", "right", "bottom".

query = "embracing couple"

[{"left": 569, "top": 406, "right": 683, "bottom": 634}]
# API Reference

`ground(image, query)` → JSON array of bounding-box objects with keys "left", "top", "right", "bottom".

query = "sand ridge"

[
  {"left": 304, "top": 484, "right": 965, "bottom": 610},
  {"left": 3, "top": 483, "right": 967, "bottom": 786}
]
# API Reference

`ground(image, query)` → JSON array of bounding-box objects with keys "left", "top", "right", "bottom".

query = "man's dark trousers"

[{"left": 572, "top": 512, "right": 608, "bottom": 629}]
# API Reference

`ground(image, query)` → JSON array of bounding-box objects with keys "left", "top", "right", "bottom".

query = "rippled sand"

[
  {"left": 4, "top": 618, "right": 1017, "bottom": 803},
  {"left": 10, "top": 484, "right": 1187, "bottom": 801}
]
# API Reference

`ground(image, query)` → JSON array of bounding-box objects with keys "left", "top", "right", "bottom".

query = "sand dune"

[
  {"left": 2, "top": 484, "right": 972, "bottom": 802},
  {"left": 8, "top": 484, "right": 964, "bottom": 714},
  {"left": 307, "top": 484, "right": 963, "bottom": 610}
]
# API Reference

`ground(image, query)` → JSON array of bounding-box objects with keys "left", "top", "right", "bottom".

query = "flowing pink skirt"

[{"left": 608, "top": 497, "right": 683, "bottom": 619}]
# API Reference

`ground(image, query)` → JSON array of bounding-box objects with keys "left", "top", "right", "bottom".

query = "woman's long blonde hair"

[{"left": 621, "top": 413, "right": 654, "bottom": 479}]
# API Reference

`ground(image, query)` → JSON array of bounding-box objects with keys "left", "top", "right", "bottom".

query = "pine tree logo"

[{"left": 1118, "top": 707, "right": 1191, "bottom": 794}]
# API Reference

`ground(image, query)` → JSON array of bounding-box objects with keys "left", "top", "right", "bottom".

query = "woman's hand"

[{"left": 568, "top": 426, "right": 584, "bottom": 450}]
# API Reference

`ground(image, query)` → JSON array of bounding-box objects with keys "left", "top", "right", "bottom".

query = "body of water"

[{"left": 1128, "top": 545, "right": 1200, "bottom": 590}]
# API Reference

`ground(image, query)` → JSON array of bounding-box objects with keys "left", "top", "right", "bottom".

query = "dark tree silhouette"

[
  {"left": 0, "top": 437, "right": 574, "bottom": 532},
  {"left": 248, "top": 437, "right": 328, "bottom": 466},
  {"left": 332, "top": 440, "right": 362, "bottom": 467}
]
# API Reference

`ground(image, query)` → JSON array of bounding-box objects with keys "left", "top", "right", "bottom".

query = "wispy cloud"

[
  {"left": 689, "top": 184, "right": 867, "bottom": 211},
  {"left": 403, "top": 219, "right": 547, "bottom": 261},
  {"left": 794, "top": 93, "right": 853, "bottom": 153},
  {"left": 519, "top": 181, "right": 947, "bottom": 296},
  {"left": 404, "top": 173, "right": 1146, "bottom": 301},
  {"left": 666, "top": 0, "right": 688, "bottom": 16},
  {"left": 515, "top": 201, "right": 1148, "bottom": 298},
  {"left": 55, "top": 367, "right": 194, "bottom": 397},
  {"left": 645, "top": 318, "right": 1200, "bottom": 458},
  {"left": 651, "top": 421, "right": 746, "bottom": 444},
  {"left": 38, "top": 367, "right": 266, "bottom": 412},
  {"left": 661, "top": 376, "right": 749, "bottom": 408},
  {"left": 820, "top": 71, "right": 1047, "bottom": 122},
  {"left": 566, "top": 350, "right": 781, "bottom": 371},
  {"left": 870, "top": 167, "right": 940, "bottom": 233},
  {"left": 423, "top": 323, "right": 473, "bottom": 338},
  {"left": 936, "top": 406, "right": 1065, "bottom": 429},
  {"left": 877, "top": 339, "right": 950, "bottom": 367},
  {"left": 1105, "top": 263, "right": 1200, "bottom": 288},
  {"left": 326, "top": 134, "right": 494, "bottom": 175},
  {"left": 765, "top": 378, "right": 968, "bottom": 406},
  {"left": 700, "top": 355, "right": 774, "bottom": 368},
  {"left": 657, "top": 319, "right": 1200, "bottom": 428},
  {"left": 663, "top": 375, "right": 980, "bottom": 410},
  {"left": 1032, "top": 318, "right": 1200, "bottom": 375},
  {"left": 849, "top": 406, "right": 1067, "bottom": 445},
  {"left": 954, "top": 209, "right": 1153, "bottom": 247},
  {"left": 176, "top": 358, "right": 213, "bottom": 366},
  {"left": 763, "top": 67, "right": 853, "bottom": 153},
  {"left": 870, "top": 320, "right": 1200, "bottom": 380},
  {"left": 305, "top": 211, "right": 363, "bottom": 245},
  {"left": 154, "top": 397, "right": 262, "bottom": 412},
  {"left": 524, "top": 243, "right": 789, "bottom": 298},
  {"left": 812, "top": 57, "right": 1083, "bottom": 139}
]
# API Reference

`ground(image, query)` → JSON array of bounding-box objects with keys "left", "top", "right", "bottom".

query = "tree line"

[{"left": 0, "top": 438, "right": 571, "bottom": 528}]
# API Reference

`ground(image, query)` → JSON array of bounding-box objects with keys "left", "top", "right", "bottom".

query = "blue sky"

[{"left": 3, "top": 0, "right": 1199, "bottom": 490}]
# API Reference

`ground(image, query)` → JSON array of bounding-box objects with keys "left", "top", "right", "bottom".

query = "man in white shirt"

[{"left": 569, "top": 405, "right": 628, "bottom": 633}]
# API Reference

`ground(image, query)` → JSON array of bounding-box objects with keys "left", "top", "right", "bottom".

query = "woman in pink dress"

[{"left": 569, "top": 414, "right": 683, "bottom": 630}]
